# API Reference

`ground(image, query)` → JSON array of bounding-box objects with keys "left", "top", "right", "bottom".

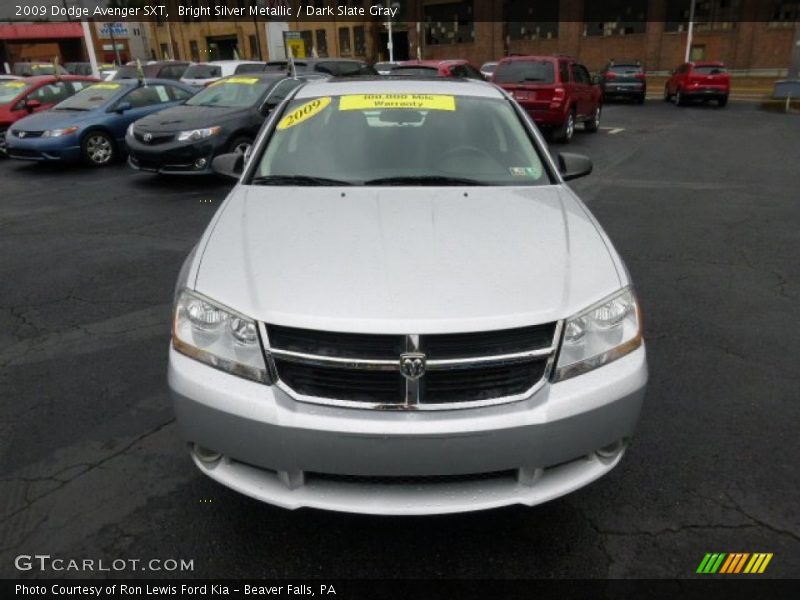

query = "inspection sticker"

[
  {"left": 90, "top": 83, "right": 121, "bottom": 90},
  {"left": 510, "top": 165, "right": 542, "bottom": 178},
  {"left": 277, "top": 97, "right": 332, "bottom": 130},
  {"left": 339, "top": 94, "right": 456, "bottom": 111}
]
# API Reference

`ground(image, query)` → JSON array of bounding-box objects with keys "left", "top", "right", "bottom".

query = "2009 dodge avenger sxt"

[{"left": 168, "top": 77, "right": 648, "bottom": 514}]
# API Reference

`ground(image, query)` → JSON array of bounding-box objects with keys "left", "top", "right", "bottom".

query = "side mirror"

[
  {"left": 115, "top": 101, "right": 132, "bottom": 113},
  {"left": 260, "top": 101, "right": 278, "bottom": 115},
  {"left": 558, "top": 152, "right": 593, "bottom": 181},
  {"left": 211, "top": 152, "right": 244, "bottom": 179},
  {"left": 25, "top": 98, "right": 41, "bottom": 111}
]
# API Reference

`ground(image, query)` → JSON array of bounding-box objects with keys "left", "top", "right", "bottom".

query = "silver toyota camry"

[{"left": 168, "top": 77, "right": 647, "bottom": 514}]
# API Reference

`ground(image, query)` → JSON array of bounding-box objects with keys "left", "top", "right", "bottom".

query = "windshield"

[
  {"left": 609, "top": 65, "right": 641, "bottom": 74},
  {"left": 183, "top": 64, "right": 222, "bottom": 79},
  {"left": 494, "top": 60, "right": 555, "bottom": 84},
  {"left": 185, "top": 76, "right": 271, "bottom": 108},
  {"left": 54, "top": 83, "right": 123, "bottom": 110},
  {"left": 390, "top": 66, "right": 440, "bottom": 77},
  {"left": 481, "top": 63, "right": 497, "bottom": 73},
  {"left": 0, "top": 80, "right": 30, "bottom": 104},
  {"left": 252, "top": 94, "right": 550, "bottom": 186}
]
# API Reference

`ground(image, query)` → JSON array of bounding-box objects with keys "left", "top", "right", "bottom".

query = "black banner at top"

[{"left": 0, "top": 0, "right": 798, "bottom": 23}]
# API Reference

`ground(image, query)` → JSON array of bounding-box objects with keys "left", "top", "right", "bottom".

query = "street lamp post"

[{"left": 684, "top": 0, "right": 696, "bottom": 63}]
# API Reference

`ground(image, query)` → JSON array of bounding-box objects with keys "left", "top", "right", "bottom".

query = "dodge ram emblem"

[
  {"left": 143, "top": 132, "right": 152, "bottom": 142},
  {"left": 400, "top": 353, "right": 426, "bottom": 380}
]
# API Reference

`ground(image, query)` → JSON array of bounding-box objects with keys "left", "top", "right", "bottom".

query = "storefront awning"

[{"left": 0, "top": 22, "right": 84, "bottom": 41}]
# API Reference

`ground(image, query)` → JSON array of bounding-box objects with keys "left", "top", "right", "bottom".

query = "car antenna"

[
  {"left": 135, "top": 58, "right": 147, "bottom": 87},
  {"left": 287, "top": 45, "right": 297, "bottom": 80},
  {"left": 52, "top": 55, "right": 61, "bottom": 81}
]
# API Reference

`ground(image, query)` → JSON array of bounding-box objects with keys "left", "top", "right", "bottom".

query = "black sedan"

[{"left": 126, "top": 73, "right": 317, "bottom": 175}]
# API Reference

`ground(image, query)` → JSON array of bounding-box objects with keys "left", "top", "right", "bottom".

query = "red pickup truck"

[
  {"left": 492, "top": 55, "right": 602, "bottom": 143},
  {"left": 664, "top": 61, "right": 730, "bottom": 107}
]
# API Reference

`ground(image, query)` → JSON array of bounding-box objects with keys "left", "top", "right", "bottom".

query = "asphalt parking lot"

[{"left": 1, "top": 99, "right": 798, "bottom": 579}]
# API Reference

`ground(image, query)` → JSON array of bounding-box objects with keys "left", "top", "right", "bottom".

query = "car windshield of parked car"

[
  {"left": 253, "top": 94, "right": 550, "bottom": 186},
  {"left": 609, "top": 65, "right": 641, "bottom": 74},
  {"left": 0, "top": 80, "right": 31, "bottom": 104},
  {"left": 494, "top": 60, "right": 555, "bottom": 84},
  {"left": 390, "top": 66, "right": 440, "bottom": 77},
  {"left": 183, "top": 64, "right": 222, "bottom": 79},
  {"left": 694, "top": 65, "right": 727, "bottom": 74},
  {"left": 185, "top": 77, "right": 271, "bottom": 108},
  {"left": 53, "top": 83, "right": 123, "bottom": 110}
]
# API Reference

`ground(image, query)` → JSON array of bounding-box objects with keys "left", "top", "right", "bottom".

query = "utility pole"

[
  {"left": 386, "top": 0, "right": 394, "bottom": 62},
  {"left": 684, "top": 0, "right": 696, "bottom": 63},
  {"left": 789, "top": 20, "right": 800, "bottom": 80}
]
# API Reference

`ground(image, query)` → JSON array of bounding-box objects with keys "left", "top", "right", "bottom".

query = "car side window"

[
  {"left": 68, "top": 81, "right": 90, "bottom": 93},
  {"left": 559, "top": 61, "right": 570, "bottom": 83},
  {"left": 577, "top": 65, "right": 592, "bottom": 85},
  {"left": 158, "top": 65, "right": 186, "bottom": 80},
  {"left": 28, "top": 81, "right": 70, "bottom": 104},
  {"left": 168, "top": 85, "right": 193, "bottom": 101},
  {"left": 462, "top": 65, "right": 484, "bottom": 80},
  {"left": 125, "top": 85, "right": 171, "bottom": 108},
  {"left": 450, "top": 65, "right": 467, "bottom": 78},
  {"left": 264, "top": 79, "right": 302, "bottom": 107}
]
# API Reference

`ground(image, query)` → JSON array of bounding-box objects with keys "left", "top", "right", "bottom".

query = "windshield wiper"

[
  {"left": 364, "top": 175, "right": 486, "bottom": 186},
  {"left": 55, "top": 107, "right": 89, "bottom": 111},
  {"left": 250, "top": 175, "right": 353, "bottom": 186}
]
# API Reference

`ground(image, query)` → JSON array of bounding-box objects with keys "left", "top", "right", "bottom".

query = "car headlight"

[
  {"left": 553, "top": 287, "right": 642, "bottom": 382},
  {"left": 126, "top": 123, "right": 135, "bottom": 137},
  {"left": 172, "top": 289, "right": 268, "bottom": 383},
  {"left": 177, "top": 126, "right": 221, "bottom": 142},
  {"left": 42, "top": 126, "right": 79, "bottom": 137}
]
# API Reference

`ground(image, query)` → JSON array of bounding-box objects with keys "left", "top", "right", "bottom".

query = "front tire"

[
  {"left": 636, "top": 93, "right": 645, "bottom": 104},
  {"left": 553, "top": 110, "right": 575, "bottom": 143},
  {"left": 717, "top": 95, "right": 728, "bottom": 108},
  {"left": 675, "top": 89, "right": 686, "bottom": 106},
  {"left": 82, "top": 131, "right": 115, "bottom": 167},
  {"left": 663, "top": 85, "right": 672, "bottom": 102},
  {"left": 584, "top": 106, "right": 601, "bottom": 132}
]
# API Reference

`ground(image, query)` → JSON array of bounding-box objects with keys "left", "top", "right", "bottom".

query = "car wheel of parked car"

[
  {"left": 663, "top": 86, "right": 672, "bottom": 102},
  {"left": 229, "top": 137, "right": 253, "bottom": 157},
  {"left": 637, "top": 93, "right": 646, "bottom": 104},
  {"left": 554, "top": 110, "right": 575, "bottom": 143},
  {"left": 82, "top": 132, "right": 115, "bottom": 167},
  {"left": 717, "top": 96, "right": 728, "bottom": 108},
  {"left": 584, "top": 106, "right": 601, "bottom": 132},
  {"left": 675, "top": 89, "right": 686, "bottom": 106}
]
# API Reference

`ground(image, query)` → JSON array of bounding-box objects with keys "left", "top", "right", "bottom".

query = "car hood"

[
  {"left": 133, "top": 105, "right": 248, "bottom": 132},
  {"left": 10, "top": 108, "right": 101, "bottom": 130},
  {"left": 194, "top": 186, "right": 623, "bottom": 334}
]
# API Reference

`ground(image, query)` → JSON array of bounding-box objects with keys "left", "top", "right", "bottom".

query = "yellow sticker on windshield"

[
  {"left": 339, "top": 94, "right": 456, "bottom": 111},
  {"left": 277, "top": 97, "right": 332, "bottom": 130},
  {"left": 219, "top": 76, "right": 259, "bottom": 85},
  {"left": 90, "top": 83, "right": 121, "bottom": 90},
  {"left": 2, "top": 82, "right": 26, "bottom": 88}
]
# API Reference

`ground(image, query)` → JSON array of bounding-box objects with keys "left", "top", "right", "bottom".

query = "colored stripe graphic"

[{"left": 699, "top": 553, "right": 774, "bottom": 574}]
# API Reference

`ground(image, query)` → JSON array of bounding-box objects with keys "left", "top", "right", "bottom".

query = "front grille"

[
  {"left": 133, "top": 130, "right": 175, "bottom": 145},
  {"left": 267, "top": 323, "right": 559, "bottom": 409},
  {"left": 308, "top": 470, "right": 517, "bottom": 486},
  {"left": 14, "top": 130, "right": 44, "bottom": 138}
]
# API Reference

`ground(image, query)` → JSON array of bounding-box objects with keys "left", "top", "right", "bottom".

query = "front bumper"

[
  {"left": 169, "top": 343, "right": 647, "bottom": 514},
  {"left": 126, "top": 135, "right": 221, "bottom": 175},
  {"left": 5, "top": 136, "right": 81, "bottom": 162}
]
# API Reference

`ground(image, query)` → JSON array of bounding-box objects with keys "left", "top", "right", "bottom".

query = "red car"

[
  {"left": 390, "top": 59, "right": 484, "bottom": 80},
  {"left": 492, "top": 55, "right": 602, "bottom": 143},
  {"left": 664, "top": 61, "right": 730, "bottom": 107},
  {"left": 0, "top": 75, "right": 98, "bottom": 155}
]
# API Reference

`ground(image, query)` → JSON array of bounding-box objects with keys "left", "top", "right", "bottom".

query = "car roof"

[
  {"left": 207, "top": 60, "right": 265, "bottom": 66},
  {"left": 692, "top": 61, "right": 725, "bottom": 67},
  {"left": 17, "top": 75, "right": 97, "bottom": 84},
  {"left": 294, "top": 77, "right": 502, "bottom": 100},
  {"left": 398, "top": 59, "right": 466, "bottom": 67},
  {"left": 501, "top": 55, "right": 568, "bottom": 63}
]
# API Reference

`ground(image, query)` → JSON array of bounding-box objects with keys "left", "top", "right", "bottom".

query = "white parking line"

[{"left": 600, "top": 127, "right": 625, "bottom": 134}]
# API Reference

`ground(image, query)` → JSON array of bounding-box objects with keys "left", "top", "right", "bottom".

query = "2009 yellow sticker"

[
  {"left": 277, "top": 97, "right": 332, "bottom": 130},
  {"left": 211, "top": 76, "right": 259, "bottom": 86},
  {"left": 339, "top": 94, "right": 456, "bottom": 111},
  {"left": 2, "top": 82, "right": 27, "bottom": 88},
  {"left": 90, "top": 83, "right": 121, "bottom": 90}
]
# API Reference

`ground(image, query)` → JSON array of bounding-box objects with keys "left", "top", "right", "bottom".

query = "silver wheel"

[
  {"left": 585, "top": 106, "right": 601, "bottom": 132},
  {"left": 85, "top": 133, "right": 113, "bottom": 165},
  {"left": 564, "top": 113, "right": 574, "bottom": 141},
  {"left": 0, "top": 128, "right": 7, "bottom": 155}
]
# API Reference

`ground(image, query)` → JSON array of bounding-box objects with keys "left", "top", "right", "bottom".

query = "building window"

[
  {"left": 353, "top": 26, "right": 366, "bottom": 56},
  {"left": 584, "top": 0, "right": 647, "bottom": 36},
  {"left": 249, "top": 35, "right": 259, "bottom": 59},
  {"left": 769, "top": 0, "right": 800, "bottom": 26},
  {"left": 690, "top": 44, "right": 706, "bottom": 61},
  {"left": 506, "top": 0, "right": 559, "bottom": 40},
  {"left": 160, "top": 43, "right": 169, "bottom": 59},
  {"left": 315, "top": 29, "right": 329, "bottom": 57},
  {"left": 300, "top": 30, "right": 314, "bottom": 57},
  {"left": 190, "top": 40, "right": 200, "bottom": 62},
  {"left": 339, "top": 27, "right": 352, "bottom": 56},
  {"left": 665, "top": 0, "right": 741, "bottom": 33},
  {"left": 425, "top": 0, "right": 475, "bottom": 45}
]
